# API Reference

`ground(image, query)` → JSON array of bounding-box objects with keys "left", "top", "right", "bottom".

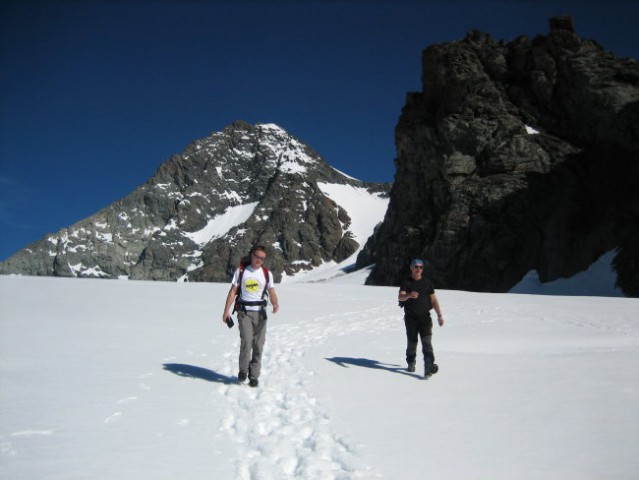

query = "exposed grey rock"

[
  {"left": 358, "top": 17, "right": 639, "bottom": 297},
  {"left": 1, "top": 122, "right": 390, "bottom": 282}
]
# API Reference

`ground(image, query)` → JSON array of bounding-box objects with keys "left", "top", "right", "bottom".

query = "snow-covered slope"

[
  {"left": 510, "top": 250, "right": 625, "bottom": 297},
  {"left": 282, "top": 183, "right": 389, "bottom": 283},
  {"left": 1, "top": 273, "right": 637, "bottom": 479}
]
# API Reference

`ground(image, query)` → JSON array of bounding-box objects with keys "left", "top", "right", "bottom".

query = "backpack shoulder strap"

[
  {"left": 231, "top": 265, "right": 245, "bottom": 315},
  {"left": 237, "top": 265, "right": 245, "bottom": 286},
  {"left": 261, "top": 267, "right": 270, "bottom": 299}
]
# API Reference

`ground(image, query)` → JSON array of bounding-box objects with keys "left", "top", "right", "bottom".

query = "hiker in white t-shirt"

[{"left": 222, "top": 245, "right": 279, "bottom": 388}]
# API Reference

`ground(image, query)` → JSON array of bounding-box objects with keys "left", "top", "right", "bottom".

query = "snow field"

[{"left": 1, "top": 275, "right": 638, "bottom": 480}]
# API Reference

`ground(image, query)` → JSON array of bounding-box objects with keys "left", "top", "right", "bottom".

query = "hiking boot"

[
  {"left": 249, "top": 378, "right": 259, "bottom": 388},
  {"left": 238, "top": 371, "right": 248, "bottom": 383},
  {"left": 424, "top": 363, "right": 439, "bottom": 377},
  {"left": 407, "top": 362, "right": 416, "bottom": 372}
]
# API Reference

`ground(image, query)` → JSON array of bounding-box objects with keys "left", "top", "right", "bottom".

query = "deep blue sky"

[{"left": 1, "top": 0, "right": 638, "bottom": 261}]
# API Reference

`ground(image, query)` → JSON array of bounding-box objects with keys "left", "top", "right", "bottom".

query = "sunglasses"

[
  {"left": 252, "top": 253, "right": 266, "bottom": 261},
  {"left": 412, "top": 265, "right": 424, "bottom": 269}
]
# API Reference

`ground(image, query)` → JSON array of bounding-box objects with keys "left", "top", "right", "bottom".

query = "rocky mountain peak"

[{"left": 1, "top": 122, "right": 390, "bottom": 282}]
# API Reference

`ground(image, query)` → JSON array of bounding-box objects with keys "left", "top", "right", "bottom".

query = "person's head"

[
  {"left": 410, "top": 258, "right": 424, "bottom": 278},
  {"left": 250, "top": 245, "right": 267, "bottom": 268}
]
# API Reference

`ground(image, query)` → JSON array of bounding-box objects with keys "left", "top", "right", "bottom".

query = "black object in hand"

[{"left": 225, "top": 317, "right": 234, "bottom": 328}]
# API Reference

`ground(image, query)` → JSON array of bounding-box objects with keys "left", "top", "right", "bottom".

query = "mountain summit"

[{"left": 1, "top": 121, "right": 389, "bottom": 282}]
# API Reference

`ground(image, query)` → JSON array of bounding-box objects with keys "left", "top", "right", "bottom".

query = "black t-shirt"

[{"left": 399, "top": 276, "right": 435, "bottom": 318}]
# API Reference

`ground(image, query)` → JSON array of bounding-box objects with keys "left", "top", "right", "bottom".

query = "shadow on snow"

[
  {"left": 325, "top": 357, "right": 421, "bottom": 379},
  {"left": 162, "top": 363, "right": 236, "bottom": 384}
]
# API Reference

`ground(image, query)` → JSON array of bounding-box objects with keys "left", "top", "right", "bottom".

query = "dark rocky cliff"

[{"left": 358, "top": 17, "right": 639, "bottom": 296}]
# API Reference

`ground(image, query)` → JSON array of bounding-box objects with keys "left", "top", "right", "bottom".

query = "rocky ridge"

[
  {"left": 357, "top": 17, "right": 639, "bottom": 296},
  {"left": 1, "top": 121, "right": 389, "bottom": 282}
]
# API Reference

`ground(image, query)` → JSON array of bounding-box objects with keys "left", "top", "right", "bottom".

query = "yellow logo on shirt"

[{"left": 245, "top": 278, "right": 260, "bottom": 293}]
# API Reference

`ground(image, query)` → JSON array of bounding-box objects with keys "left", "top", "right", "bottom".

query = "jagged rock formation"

[
  {"left": 358, "top": 17, "right": 639, "bottom": 296},
  {"left": 0, "top": 122, "right": 389, "bottom": 282}
]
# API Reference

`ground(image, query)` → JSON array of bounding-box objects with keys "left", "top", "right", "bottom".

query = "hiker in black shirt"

[{"left": 398, "top": 258, "right": 444, "bottom": 377}]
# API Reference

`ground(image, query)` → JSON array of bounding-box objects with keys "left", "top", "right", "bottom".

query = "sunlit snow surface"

[{"left": 1, "top": 269, "right": 637, "bottom": 479}]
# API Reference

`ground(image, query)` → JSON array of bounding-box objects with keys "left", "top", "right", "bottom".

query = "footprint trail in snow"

[{"left": 216, "top": 307, "right": 390, "bottom": 480}]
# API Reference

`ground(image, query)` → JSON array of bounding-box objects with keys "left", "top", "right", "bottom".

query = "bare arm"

[
  {"left": 222, "top": 285, "right": 238, "bottom": 323},
  {"left": 268, "top": 288, "right": 279, "bottom": 313},
  {"left": 431, "top": 293, "right": 444, "bottom": 326},
  {"left": 398, "top": 290, "right": 419, "bottom": 302}
]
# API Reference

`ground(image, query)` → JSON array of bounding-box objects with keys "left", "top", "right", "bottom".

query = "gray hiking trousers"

[{"left": 238, "top": 310, "right": 267, "bottom": 379}]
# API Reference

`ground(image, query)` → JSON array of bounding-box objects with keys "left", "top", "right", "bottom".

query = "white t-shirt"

[{"left": 232, "top": 266, "right": 274, "bottom": 311}]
